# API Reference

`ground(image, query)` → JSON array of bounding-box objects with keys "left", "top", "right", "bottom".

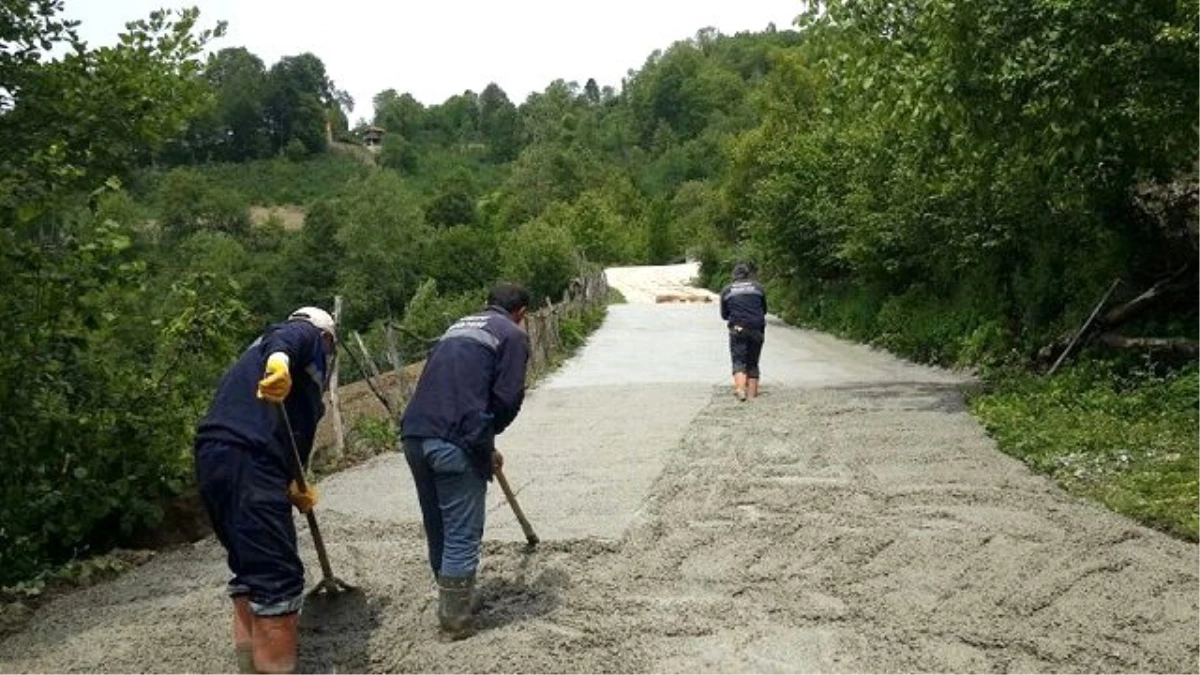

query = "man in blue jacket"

[
  {"left": 194, "top": 307, "right": 334, "bottom": 674},
  {"left": 400, "top": 282, "right": 530, "bottom": 639},
  {"left": 720, "top": 263, "right": 768, "bottom": 401}
]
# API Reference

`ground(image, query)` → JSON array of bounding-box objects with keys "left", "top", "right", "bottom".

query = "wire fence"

[
  {"left": 316, "top": 269, "right": 610, "bottom": 467},
  {"left": 524, "top": 268, "right": 610, "bottom": 382}
]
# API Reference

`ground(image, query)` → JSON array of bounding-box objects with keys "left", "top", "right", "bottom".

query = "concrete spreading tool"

[
  {"left": 279, "top": 405, "right": 357, "bottom": 595},
  {"left": 495, "top": 464, "right": 539, "bottom": 549}
]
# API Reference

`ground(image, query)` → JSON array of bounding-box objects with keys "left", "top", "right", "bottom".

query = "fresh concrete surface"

[{"left": 2, "top": 264, "right": 1195, "bottom": 674}]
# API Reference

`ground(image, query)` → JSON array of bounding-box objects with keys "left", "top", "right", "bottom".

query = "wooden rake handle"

[{"left": 495, "top": 465, "right": 539, "bottom": 547}]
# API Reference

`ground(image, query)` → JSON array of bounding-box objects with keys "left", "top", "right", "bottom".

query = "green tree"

[
  {"left": 479, "top": 83, "right": 522, "bottom": 161},
  {"left": 283, "top": 198, "right": 343, "bottom": 307},
  {"left": 0, "top": 3, "right": 248, "bottom": 580},
  {"left": 265, "top": 52, "right": 345, "bottom": 154},
  {"left": 373, "top": 89, "right": 425, "bottom": 140},
  {"left": 501, "top": 216, "right": 578, "bottom": 305},
  {"left": 398, "top": 279, "right": 485, "bottom": 360},
  {"left": 335, "top": 171, "right": 434, "bottom": 327},
  {"left": 1, "top": 6, "right": 225, "bottom": 215},
  {"left": 645, "top": 198, "right": 675, "bottom": 264},
  {"left": 0, "top": 0, "right": 80, "bottom": 113},
  {"left": 379, "top": 133, "right": 419, "bottom": 174},
  {"left": 426, "top": 225, "right": 499, "bottom": 295},
  {"left": 157, "top": 168, "right": 250, "bottom": 241},
  {"left": 204, "top": 47, "right": 270, "bottom": 161},
  {"left": 424, "top": 90, "right": 480, "bottom": 146},
  {"left": 425, "top": 171, "right": 478, "bottom": 227},
  {"left": 583, "top": 77, "right": 601, "bottom": 105}
]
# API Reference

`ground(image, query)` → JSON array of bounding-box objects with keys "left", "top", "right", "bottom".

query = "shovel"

[{"left": 278, "top": 404, "right": 357, "bottom": 595}]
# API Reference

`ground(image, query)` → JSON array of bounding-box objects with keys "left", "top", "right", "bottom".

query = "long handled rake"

[{"left": 278, "top": 404, "right": 356, "bottom": 595}]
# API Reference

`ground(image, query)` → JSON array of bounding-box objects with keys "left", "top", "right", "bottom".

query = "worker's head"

[
  {"left": 488, "top": 282, "right": 531, "bottom": 325},
  {"left": 732, "top": 263, "right": 752, "bottom": 280},
  {"left": 289, "top": 306, "right": 337, "bottom": 353}
]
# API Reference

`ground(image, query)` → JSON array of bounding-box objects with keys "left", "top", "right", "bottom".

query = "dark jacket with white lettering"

[
  {"left": 400, "top": 306, "right": 530, "bottom": 479},
  {"left": 720, "top": 280, "right": 768, "bottom": 330},
  {"left": 195, "top": 321, "right": 329, "bottom": 468}
]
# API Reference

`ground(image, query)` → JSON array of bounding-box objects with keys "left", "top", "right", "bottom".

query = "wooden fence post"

[
  {"left": 348, "top": 330, "right": 394, "bottom": 415},
  {"left": 384, "top": 317, "right": 404, "bottom": 411},
  {"left": 326, "top": 295, "right": 346, "bottom": 463}
]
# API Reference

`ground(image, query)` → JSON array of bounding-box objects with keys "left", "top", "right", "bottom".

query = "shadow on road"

[
  {"left": 299, "top": 587, "right": 387, "bottom": 673},
  {"left": 475, "top": 563, "right": 567, "bottom": 633}
]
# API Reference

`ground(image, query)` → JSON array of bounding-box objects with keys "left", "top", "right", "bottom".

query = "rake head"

[{"left": 307, "top": 575, "right": 357, "bottom": 597}]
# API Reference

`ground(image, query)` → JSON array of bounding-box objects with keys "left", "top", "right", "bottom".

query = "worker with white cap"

[{"left": 193, "top": 307, "right": 336, "bottom": 673}]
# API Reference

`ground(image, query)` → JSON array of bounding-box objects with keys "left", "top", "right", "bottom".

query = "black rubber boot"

[{"left": 437, "top": 573, "right": 476, "bottom": 640}]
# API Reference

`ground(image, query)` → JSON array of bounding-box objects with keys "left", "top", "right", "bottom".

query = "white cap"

[{"left": 288, "top": 306, "right": 336, "bottom": 340}]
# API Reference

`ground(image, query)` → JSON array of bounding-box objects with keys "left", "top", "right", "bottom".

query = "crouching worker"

[
  {"left": 720, "top": 263, "right": 767, "bottom": 401},
  {"left": 194, "top": 307, "right": 336, "bottom": 673},
  {"left": 400, "top": 282, "right": 531, "bottom": 639}
]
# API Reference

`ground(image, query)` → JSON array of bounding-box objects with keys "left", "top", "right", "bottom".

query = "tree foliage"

[
  {"left": 0, "top": 5, "right": 248, "bottom": 584},
  {"left": 724, "top": 0, "right": 1198, "bottom": 363},
  {"left": 7, "top": 0, "right": 1192, "bottom": 583}
]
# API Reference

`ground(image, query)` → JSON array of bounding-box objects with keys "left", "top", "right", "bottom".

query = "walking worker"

[
  {"left": 720, "top": 263, "right": 768, "bottom": 401},
  {"left": 194, "top": 307, "right": 335, "bottom": 674},
  {"left": 400, "top": 282, "right": 531, "bottom": 639}
]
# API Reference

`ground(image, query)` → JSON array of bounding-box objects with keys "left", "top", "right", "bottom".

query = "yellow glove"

[
  {"left": 288, "top": 480, "right": 318, "bottom": 513},
  {"left": 256, "top": 352, "right": 291, "bottom": 403}
]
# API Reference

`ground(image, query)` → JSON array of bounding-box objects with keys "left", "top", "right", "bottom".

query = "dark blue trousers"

[{"left": 195, "top": 439, "right": 304, "bottom": 615}]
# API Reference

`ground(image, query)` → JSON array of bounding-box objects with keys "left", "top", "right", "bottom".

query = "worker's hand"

[
  {"left": 288, "top": 480, "right": 319, "bottom": 513},
  {"left": 492, "top": 450, "right": 504, "bottom": 472},
  {"left": 256, "top": 352, "right": 291, "bottom": 403}
]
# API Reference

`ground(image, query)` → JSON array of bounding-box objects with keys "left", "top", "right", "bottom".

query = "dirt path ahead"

[{"left": 1, "top": 264, "right": 1195, "bottom": 673}]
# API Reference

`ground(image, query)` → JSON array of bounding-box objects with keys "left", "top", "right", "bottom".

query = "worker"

[
  {"left": 400, "top": 282, "right": 531, "bottom": 639},
  {"left": 193, "top": 307, "right": 335, "bottom": 674},
  {"left": 719, "top": 263, "right": 768, "bottom": 401}
]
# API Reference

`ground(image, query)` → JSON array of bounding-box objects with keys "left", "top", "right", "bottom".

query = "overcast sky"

[{"left": 64, "top": 0, "right": 803, "bottom": 121}]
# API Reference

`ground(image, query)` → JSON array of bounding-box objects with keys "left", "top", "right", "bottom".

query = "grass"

[
  {"left": 969, "top": 360, "right": 1198, "bottom": 540},
  {"left": 557, "top": 304, "right": 608, "bottom": 353},
  {"left": 607, "top": 287, "right": 627, "bottom": 304}
]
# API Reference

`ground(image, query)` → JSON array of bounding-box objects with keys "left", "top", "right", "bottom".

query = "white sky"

[{"left": 64, "top": 0, "right": 803, "bottom": 121}]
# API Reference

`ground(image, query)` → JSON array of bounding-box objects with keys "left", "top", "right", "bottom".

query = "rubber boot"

[
  {"left": 437, "top": 573, "right": 476, "bottom": 640},
  {"left": 252, "top": 613, "right": 299, "bottom": 674},
  {"left": 232, "top": 596, "right": 255, "bottom": 674}
]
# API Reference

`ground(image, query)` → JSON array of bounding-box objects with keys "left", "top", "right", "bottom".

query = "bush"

[
  {"left": 134, "top": 155, "right": 371, "bottom": 207},
  {"left": 0, "top": 218, "right": 250, "bottom": 584},
  {"left": 335, "top": 171, "right": 434, "bottom": 328},
  {"left": 397, "top": 279, "right": 484, "bottom": 361},
  {"left": 284, "top": 138, "right": 308, "bottom": 162},
  {"left": 380, "top": 134, "right": 419, "bottom": 174},
  {"left": 558, "top": 305, "right": 607, "bottom": 352},
  {"left": 501, "top": 216, "right": 579, "bottom": 306},
  {"left": 426, "top": 226, "right": 500, "bottom": 295},
  {"left": 156, "top": 168, "right": 250, "bottom": 241}
]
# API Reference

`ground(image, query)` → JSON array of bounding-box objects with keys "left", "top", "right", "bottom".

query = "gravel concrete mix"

[{"left": 2, "top": 265, "right": 1194, "bottom": 673}]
